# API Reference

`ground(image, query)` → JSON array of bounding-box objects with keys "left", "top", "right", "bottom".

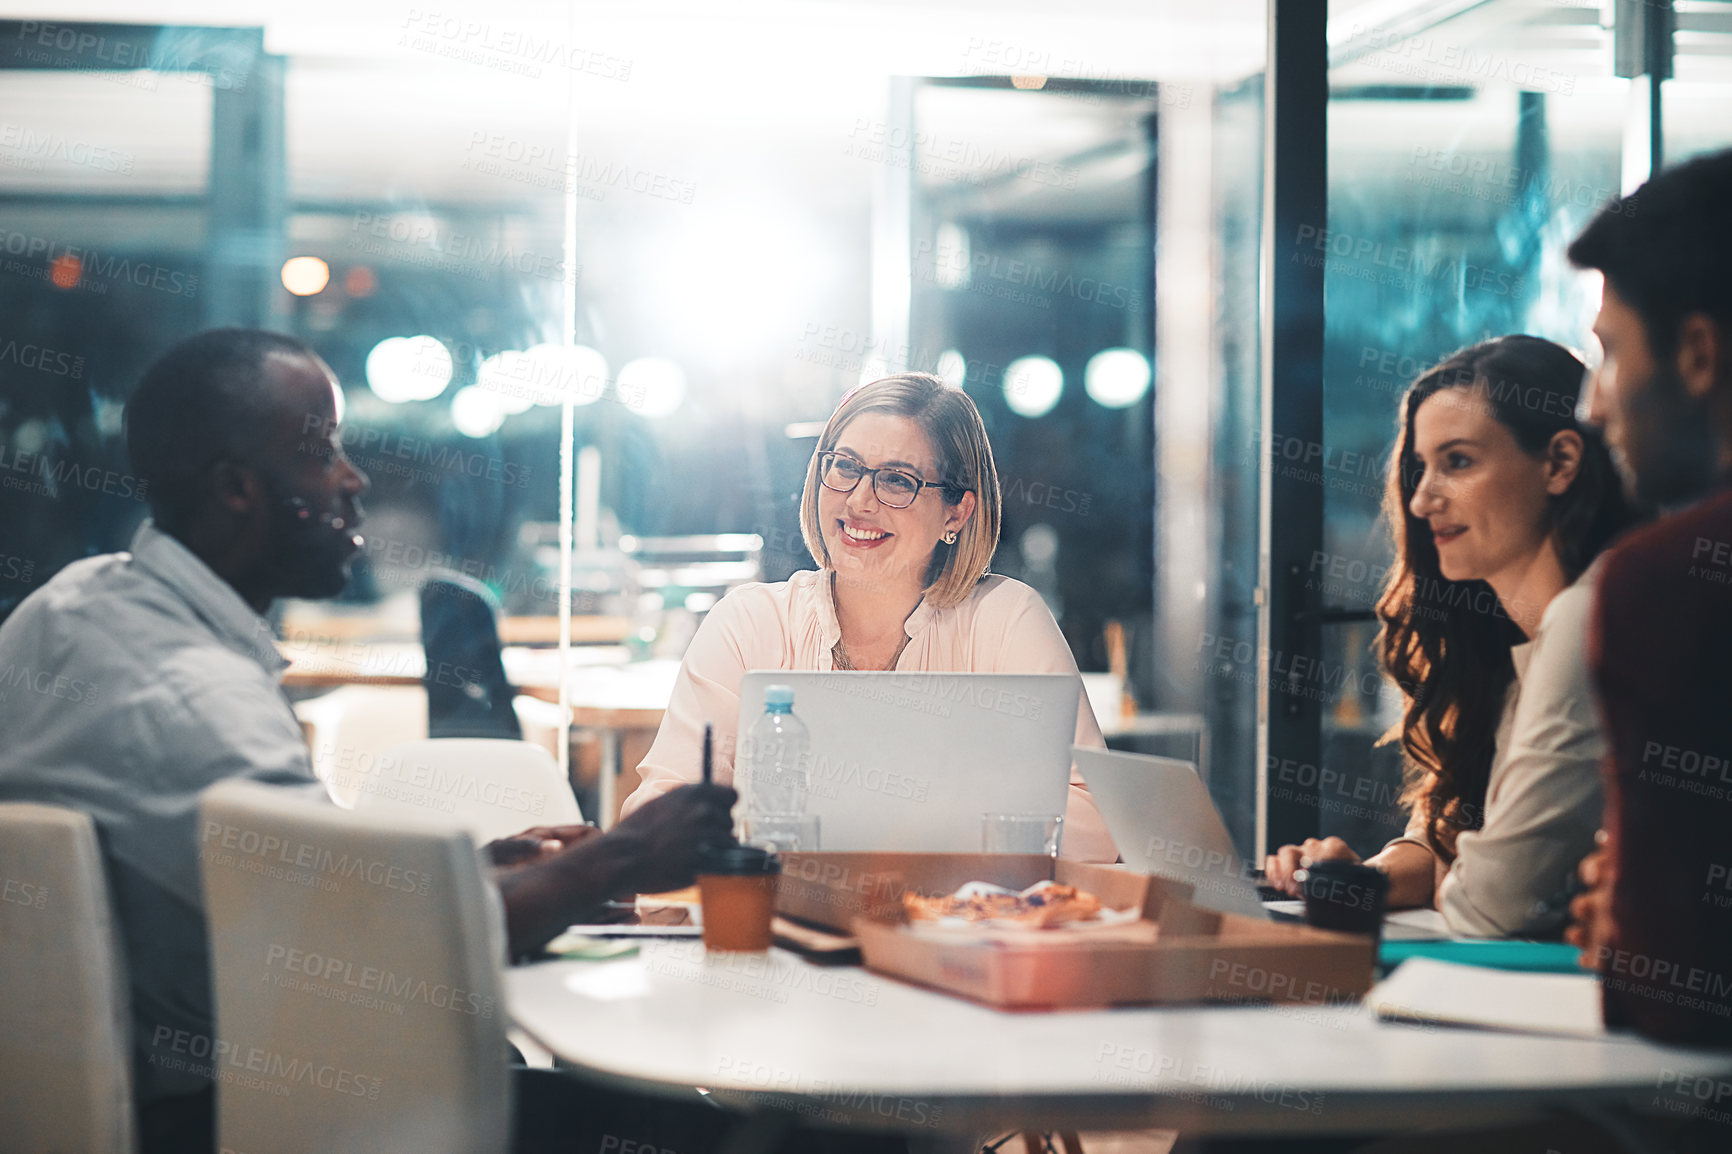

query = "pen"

[{"left": 702, "top": 723, "right": 712, "bottom": 785}]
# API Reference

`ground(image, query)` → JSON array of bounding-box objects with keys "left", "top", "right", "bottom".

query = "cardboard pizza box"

[{"left": 775, "top": 852, "right": 1376, "bottom": 1010}]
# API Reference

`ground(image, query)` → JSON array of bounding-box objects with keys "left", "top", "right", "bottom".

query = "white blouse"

[
  {"left": 621, "top": 569, "right": 1118, "bottom": 861},
  {"left": 1390, "top": 569, "right": 1605, "bottom": 937}
]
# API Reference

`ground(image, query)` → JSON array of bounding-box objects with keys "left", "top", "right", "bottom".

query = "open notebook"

[{"left": 1366, "top": 958, "right": 1606, "bottom": 1038}]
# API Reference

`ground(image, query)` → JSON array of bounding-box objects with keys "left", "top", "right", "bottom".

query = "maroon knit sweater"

[{"left": 1590, "top": 486, "right": 1732, "bottom": 1046}]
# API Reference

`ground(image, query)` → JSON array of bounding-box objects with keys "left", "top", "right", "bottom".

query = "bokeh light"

[
  {"left": 451, "top": 385, "right": 507, "bottom": 438},
  {"left": 525, "top": 343, "right": 609, "bottom": 408},
  {"left": 280, "top": 256, "right": 331, "bottom": 296},
  {"left": 49, "top": 254, "right": 81, "bottom": 290},
  {"left": 365, "top": 335, "right": 452, "bottom": 404},
  {"left": 617, "top": 357, "right": 687, "bottom": 419},
  {"left": 935, "top": 349, "right": 967, "bottom": 389},
  {"left": 1084, "top": 348, "right": 1152, "bottom": 408},
  {"left": 476, "top": 350, "right": 539, "bottom": 415},
  {"left": 1002, "top": 355, "right": 1063, "bottom": 418}
]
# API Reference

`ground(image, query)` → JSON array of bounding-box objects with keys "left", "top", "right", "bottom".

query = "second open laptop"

[
  {"left": 735, "top": 671, "right": 1080, "bottom": 853},
  {"left": 1073, "top": 746, "right": 1270, "bottom": 918}
]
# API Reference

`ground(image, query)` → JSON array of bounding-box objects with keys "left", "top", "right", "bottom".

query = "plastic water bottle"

[{"left": 743, "top": 684, "right": 814, "bottom": 849}]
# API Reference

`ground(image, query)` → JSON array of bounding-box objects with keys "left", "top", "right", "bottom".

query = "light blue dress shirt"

[{"left": 0, "top": 521, "right": 324, "bottom": 1105}]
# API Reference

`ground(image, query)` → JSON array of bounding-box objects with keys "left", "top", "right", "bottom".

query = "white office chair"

[
  {"left": 0, "top": 803, "right": 136, "bottom": 1154},
  {"left": 199, "top": 779, "right": 511, "bottom": 1154},
  {"left": 294, "top": 685, "right": 429, "bottom": 807},
  {"left": 353, "top": 738, "right": 583, "bottom": 846}
]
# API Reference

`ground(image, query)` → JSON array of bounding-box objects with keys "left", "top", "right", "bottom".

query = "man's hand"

[
  {"left": 604, "top": 783, "right": 738, "bottom": 896},
  {"left": 484, "top": 823, "right": 599, "bottom": 869},
  {"left": 1565, "top": 847, "right": 1614, "bottom": 972},
  {"left": 494, "top": 785, "right": 736, "bottom": 958},
  {"left": 1262, "top": 836, "right": 1361, "bottom": 898}
]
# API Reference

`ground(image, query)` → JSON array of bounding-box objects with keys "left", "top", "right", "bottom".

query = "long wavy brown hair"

[{"left": 1376, "top": 336, "right": 1638, "bottom": 860}]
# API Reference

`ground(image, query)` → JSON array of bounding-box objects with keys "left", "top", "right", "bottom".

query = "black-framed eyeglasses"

[{"left": 817, "top": 451, "right": 951, "bottom": 509}]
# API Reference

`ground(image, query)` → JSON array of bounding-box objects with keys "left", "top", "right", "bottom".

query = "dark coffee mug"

[{"left": 1296, "top": 860, "right": 1389, "bottom": 937}]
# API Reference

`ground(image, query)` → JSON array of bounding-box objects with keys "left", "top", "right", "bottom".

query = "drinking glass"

[
  {"left": 981, "top": 813, "right": 1063, "bottom": 856},
  {"left": 746, "top": 813, "right": 821, "bottom": 853}
]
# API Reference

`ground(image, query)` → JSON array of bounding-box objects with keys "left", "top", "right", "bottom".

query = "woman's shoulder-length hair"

[{"left": 797, "top": 372, "right": 1002, "bottom": 610}]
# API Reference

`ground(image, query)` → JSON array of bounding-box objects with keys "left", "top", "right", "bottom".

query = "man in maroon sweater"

[{"left": 1567, "top": 149, "right": 1732, "bottom": 1046}]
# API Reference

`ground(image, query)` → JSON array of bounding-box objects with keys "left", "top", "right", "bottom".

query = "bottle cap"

[{"left": 764, "top": 684, "right": 794, "bottom": 709}]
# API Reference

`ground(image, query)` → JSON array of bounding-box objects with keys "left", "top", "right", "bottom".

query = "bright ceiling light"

[
  {"left": 617, "top": 357, "right": 687, "bottom": 419},
  {"left": 281, "top": 256, "right": 330, "bottom": 296},
  {"left": 524, "top": 343, "right": 609, "bottom": 408},
  {"left": 365, "top": 335, "right": 452, "bottom": 403},
  {"left": 451, "top": 385, "right": 507, "bottom": 438},
  {"left": 935, "top": 349, "right": 967, "bottom": 389},
  {"left": 1084, "top": 348, "right": 1151, "bottom": 408},
  {"left": 643, "top": 193, "right": 828, "bottom": 355},
  {"left": 1003, "top": 355, "right": 1063, "bottom": 418}
]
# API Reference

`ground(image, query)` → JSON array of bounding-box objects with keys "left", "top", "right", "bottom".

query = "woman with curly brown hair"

[{"left": 1265, "top": 335, "right": 1640, "bottom": 936}]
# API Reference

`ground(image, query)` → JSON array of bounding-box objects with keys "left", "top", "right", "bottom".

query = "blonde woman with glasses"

[{"left": 620, "top": 372, "right": 1115, "bottom": 860}]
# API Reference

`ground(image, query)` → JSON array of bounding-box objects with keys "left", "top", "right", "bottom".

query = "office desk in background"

[
  {"left": 280, "top": 642, "right": 675, "bottom": 826},
  {"left": 507, "top": 946, "right": 1732, "bottom": 1142}
]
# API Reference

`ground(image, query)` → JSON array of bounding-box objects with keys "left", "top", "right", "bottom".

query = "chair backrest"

[
  {"left": 420, "top": 573, "right": 521, "bottom": 741},
  {"left": 353, "top": 739, "right": 582, "bottom": 845},
  {"left": 199, "top": 779, "right": 511, "bottom": 1154},
  {"left": 0, "top": 803, "right": 136, "bottom": 1154},
  {"left": 295, "top": 685, "right": 430, "bottom": 807}
]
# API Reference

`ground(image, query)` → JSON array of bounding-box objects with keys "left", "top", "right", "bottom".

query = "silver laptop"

[
  {"left": 736, "top": 671, "right": 1079, "bottom": 852},
  {"left": 1074, "top": 746, "right": 1269, "bottom": 918}
]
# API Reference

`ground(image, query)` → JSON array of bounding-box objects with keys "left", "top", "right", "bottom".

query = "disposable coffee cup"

[
  {"left": 696, "top": 842, "right": 781, "bottom": 952},
  {"left": 1296, "top": 860, "right": 1389, "bottom": 938}
]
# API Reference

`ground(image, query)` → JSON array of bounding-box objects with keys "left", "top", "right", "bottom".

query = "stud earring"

[{"left": 943, "top": 530, "right": 957, "bottom": 544}]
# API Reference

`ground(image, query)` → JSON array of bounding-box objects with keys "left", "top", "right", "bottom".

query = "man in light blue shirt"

[{"left": 0, "top": 330, "right": 737, "bottom": 1152}]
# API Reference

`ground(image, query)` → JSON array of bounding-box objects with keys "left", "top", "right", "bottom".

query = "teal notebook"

[{"left": 1378, "top": 939, "right": 1584, "bottom": 974}]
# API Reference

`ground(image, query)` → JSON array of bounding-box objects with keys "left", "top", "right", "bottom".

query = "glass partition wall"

[
  {"left": 0, "top": 5, "right": 1271, "bottom": 834},
  {"left": 18, "top": 3, "right": 1721, "bottom": 853},
  {"left": 1315, "top": 0, "right": 1732, "bottom": 855}
]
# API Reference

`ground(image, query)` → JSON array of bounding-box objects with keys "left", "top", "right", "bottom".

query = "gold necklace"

[
  {"left": 832, "top": 634, "right": 910, "bottom": 672},
  {"left": 828, "top": 571, "right": 915, "bottom": 671}
]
